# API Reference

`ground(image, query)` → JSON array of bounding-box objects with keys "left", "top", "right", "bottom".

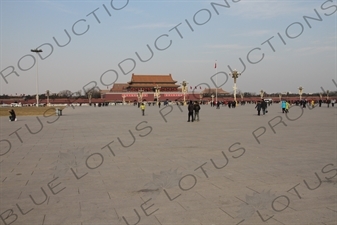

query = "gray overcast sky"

[{"left": 1, "top": 0, "right": 336, "bottom": 95}]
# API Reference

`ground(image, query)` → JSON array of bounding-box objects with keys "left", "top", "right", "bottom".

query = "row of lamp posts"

[
  {"left": 298, "top": 86, "right": 331, "bottom": 101},
  {"left": 280, "top": 86, "right": 330, "bottom": 102},
  {"left": 122, "top": 87, "right": 159, "bottom": 105}
]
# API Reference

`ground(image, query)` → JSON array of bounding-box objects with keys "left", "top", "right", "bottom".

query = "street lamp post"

[
  {"left": 199, "top": 93, "right": 203, "bottom": 103},
  {"left": 279, "top": 94, "right": 282, "bottom": 102},
  {"left": 260, "top": 90, "right": 264, "bottom": 99},
  {"left": 138, "top": 89, "right": 144, "bottom": 103},
  {"left": 46, "top": 90, "right": 50, "bottom": 106},
  {"left": 211, "top": 94, "right": 214, "bottom": 104},
  {"left": 326, "top": 90, "right": 330, "bottom": 100},
  {"left": 122, "top": 95, "right": 126, "bottom": 105},
  {"left": 154, "top": 85, "right": 161, "bottom": 105},
  {"left": 181, "top": 80, "right": 188, "bottom": 105},
  {"left": 240, "top": 93, "right": 244, "bottom": 102},
  {"left": 31, "top": 48, "right": 43, "bottom": 107},
  {"left": 298, "top": 86, "right": 303, "bottom": 101},
  {"left": 88, "top": 92, "right": 92, "bottom": 104},
  {"left": 229, "top": 69, "right": 241, "bottom": 105}
]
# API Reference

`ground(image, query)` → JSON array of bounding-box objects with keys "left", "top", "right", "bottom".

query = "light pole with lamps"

[
  {"left": 229, "top": 69, "right": 241, "bottom": 105},
  {"left": 138, "top": 89, "right": 144, "bottom": 103},
  {"left": 154, "top": 85, "right": 161, "bottom": 105},
  {"left": 137, "top": 89, "right": 144, "bottom": 107},
  {"left": 122, "top": 95, "right": 126, "bottom": 105},
  {"left": 31, "top": 48, "right": 43, "bottom": 107},
  {"left": 88, "top": 92, "right": 92, "bottom": 104},
  {"left": 181, "top": 80, "right": 188, "bottom": 105},
  {"left": 46, "top": 90, "right": 50, "bottom": 106},
  {"left": 260, "top": 90, "right": 264, "bottom": 99},
  {"left": 298, "top": 86, "right": 303, "bottom": 101}
]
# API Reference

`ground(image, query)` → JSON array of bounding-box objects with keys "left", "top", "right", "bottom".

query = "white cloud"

[
  {"left": 42, "top": 1, "right": 78, "bottom": 15},
  {"left": 125, "top": 22, "right": 176, "bottom": 29},
  {"left": 205, "top": 44, "right": 249, "bottom": 50},
  {"left": 232, "top": 29, "right": 274, "bottom": 37},
  {"left": 229, "top": 1, "right": 318, "bottom": 19},
  {"left": 295, "top": 46, "right": 335, "bottom": 53}
]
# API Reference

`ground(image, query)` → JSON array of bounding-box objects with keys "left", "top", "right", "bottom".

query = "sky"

[{"left": 0, "top": 0, "right": 336, "bottom": 96}]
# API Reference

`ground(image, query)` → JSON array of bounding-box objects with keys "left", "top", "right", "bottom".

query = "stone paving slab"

[{"left": 0, "top": 104, "right": 336, "bottom": 225}]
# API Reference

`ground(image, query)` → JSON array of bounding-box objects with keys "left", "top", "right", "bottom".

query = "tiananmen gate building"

[{"left": 103, "top": 73, "right": 229, "bottom": 102}]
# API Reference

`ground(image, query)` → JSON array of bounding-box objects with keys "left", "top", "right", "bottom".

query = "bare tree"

[
  {"left": 84, "top": 86, "right": 101, "bottom": 99},
  {"left": 58, "top": 90, "right": 73, "bottom": 98},
  {"left": 75, "top": 90, "right": 82, "bottom": 97}
]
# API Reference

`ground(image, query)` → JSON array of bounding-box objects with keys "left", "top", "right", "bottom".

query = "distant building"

[
  {"left": 109, "top": 83, "right": 129, "bottom": 92},
  {"left": 109, "top": 74, "right": 180, "bottom": 92},
  {"left": 201, "top": 88, "right": 230, "bottom": 97},
  {"left": 103, "top": 74, "right": 236, "bottom": 102}
]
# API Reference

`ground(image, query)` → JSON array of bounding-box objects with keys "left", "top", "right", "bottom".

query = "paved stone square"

[{"left": 0, "top": 103, "right": 336, "bottom": 225}]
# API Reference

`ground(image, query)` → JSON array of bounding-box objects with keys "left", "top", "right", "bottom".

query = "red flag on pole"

[{"left": 214, "top": 61, "right": 217, "bottom": 69}]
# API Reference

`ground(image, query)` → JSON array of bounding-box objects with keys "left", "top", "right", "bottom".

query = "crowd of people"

[{"left": 7, "top": 97, "right": 335, "bottom": 122}]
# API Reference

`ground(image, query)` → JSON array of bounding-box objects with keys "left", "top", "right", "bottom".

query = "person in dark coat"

[
  {"left": 255, "top": 101, "right": 262, "bottom": 116},
  {"left": 261, "top": 99, "right": 267, "bottom": 115},
  {"left": 187, "top": 100, "right": 194, "bottom": 122},
  {"left": 216, "top": 101, "right": 220, "bottom": 109},
  {"left": 194, "top": 101, "right": 201, "bottom": 121},
  {"left": 9, "top": 109, "right": 16, "bottom": 121},
  {"left": 319, "top": 99, "right": 322, "bottom": 107}
]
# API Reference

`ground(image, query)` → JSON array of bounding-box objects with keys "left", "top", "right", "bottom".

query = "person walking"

[
  {"left": 285, "top": 101, "right": 290, "bottom": 113},
  {"left": 194, "top": 101, "right": 201, "bottom": 121},
  {"left": 216, "top": 101, "right": 220, "bottom": 109},
  {"left": 261, "top": 99, "right": 267, "bottom": 115},
  {"left": 187, "top": 100, "right": 194, "bottom": 122},
  {"left": 140, "top": 103, "right": 145, "bottom": 116},
  {"left": 255, "top": 101, "right": 262, "bottom": 116},
  {"left": 332, "top": 99, "right": 335, "bottom": 107},
  {"left": 281, "top": 100, "right": 286, "bottom": 113},
  {"left": 9, "top": 109, "right": 17, "bottom": 121}
]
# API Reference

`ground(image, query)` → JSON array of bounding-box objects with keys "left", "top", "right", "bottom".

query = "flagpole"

[{"left": 215, "top": 60, "right": 218, "bottom": 103}]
